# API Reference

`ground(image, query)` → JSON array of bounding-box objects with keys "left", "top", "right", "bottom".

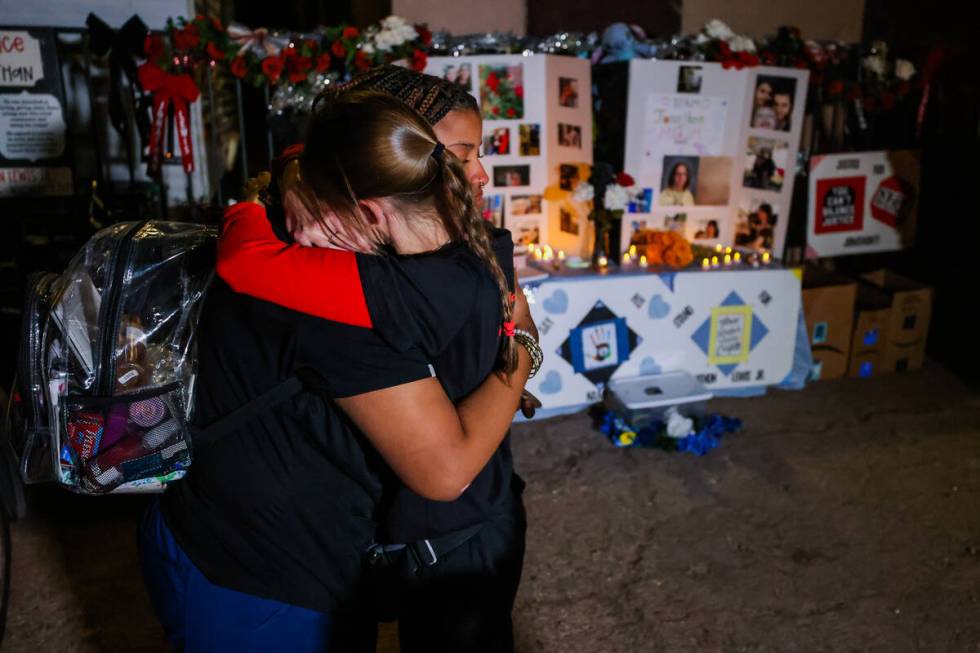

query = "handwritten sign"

[
  {"left": 0, "top": 91, "right": 66, "bottom": 161},
  {"left": 0, "top": 31, "right": 44, "bottom": 88},
  {"left": 708, "top": 305, "right": 752, "bottom": 366},
  {"left": 642, "top": 93, "right": 727, "bottom": 169}
]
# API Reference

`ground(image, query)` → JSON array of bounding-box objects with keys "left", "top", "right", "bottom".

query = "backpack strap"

[{"left": 191, "top": 374, "right": 306, "bottom": 447}]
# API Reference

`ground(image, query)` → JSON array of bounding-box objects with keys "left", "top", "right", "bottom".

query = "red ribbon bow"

[{"left": 138, "top": 62, "right": 200, "bottom": 174}]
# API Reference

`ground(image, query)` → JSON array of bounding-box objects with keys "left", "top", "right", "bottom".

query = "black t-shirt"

[
  {"left": 360, "top": 230, "right": 518, "bottom": 544},
  {"left": 163, "top": 221, "right": 516, "bottom": 613}
]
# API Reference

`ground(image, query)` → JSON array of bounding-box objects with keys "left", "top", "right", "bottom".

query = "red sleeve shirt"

[{"left": 216, "top": 201, "right": 372, "bottom": 328}]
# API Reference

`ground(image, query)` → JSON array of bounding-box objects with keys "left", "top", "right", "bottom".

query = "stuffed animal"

[{"left": 591, "top": 23, "right": 656, "bottom": 64}]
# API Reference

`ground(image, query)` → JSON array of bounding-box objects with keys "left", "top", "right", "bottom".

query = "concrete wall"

[
  {"left": 392, "top": 0, "right": 526, "bottom": 35},
  {"left": 681, "top": 0, "right": 865, "bottom": 42}
]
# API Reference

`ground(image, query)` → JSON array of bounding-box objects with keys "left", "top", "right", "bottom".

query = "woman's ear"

[
  {"left": 357, "top": 198, "right": 392, "bottom": 246},
  {"left": 358, "top": 198, "right": 387, "bottom": 226}
]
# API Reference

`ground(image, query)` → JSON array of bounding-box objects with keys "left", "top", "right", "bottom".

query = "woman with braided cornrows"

[{"left": 139, "top": 88, "right": 539, "bottom": 652}]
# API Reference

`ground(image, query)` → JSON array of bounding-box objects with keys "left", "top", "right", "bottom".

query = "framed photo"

[
  {"left": 743, "top": 136, "right": 789, "bottom": 192},
  {"left": 557, "top": 123, "right": 582, "bottom": 148},
  {"left": 493, "top": 164, "right": 530, "bottom": 187},
  {"left": 483, "top": 127, "right": 510, "bottom": 156},
  {"left": 677, "top": 65, "right": 703, "bottom": 93},
  {"left": 510, "top": 194, "right": 542, "bottom": 215},
  {"left": 443, "top": 63, "right": 473, "bottom": 90},
  {"left": 519, "top": 124, "right": 540, "bottom": 156},
  {"left": 750, "top": 75, "right": 797, "bottom": 132},
  {"left": 480, "top": 64, "right": 524, "bottom": 120},
  {"left": 558, "top": 77, "right": 578, "bottom": 107}
]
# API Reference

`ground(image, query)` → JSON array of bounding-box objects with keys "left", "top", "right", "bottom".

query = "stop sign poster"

[{"left": 806, "top": 150, "right": 920, "bottom": 258}]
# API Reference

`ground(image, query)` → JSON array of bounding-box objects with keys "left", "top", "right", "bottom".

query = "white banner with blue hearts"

[{"left": 524, "top": 266, "right": 801, "bottom": 410}]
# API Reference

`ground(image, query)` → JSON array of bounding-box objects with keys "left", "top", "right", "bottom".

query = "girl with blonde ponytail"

[{"left": 142, "top": 76, "right": 537, "bottom": 652}]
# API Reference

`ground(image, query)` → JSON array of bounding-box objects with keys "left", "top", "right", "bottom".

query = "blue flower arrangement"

[{"left": 599, "top": 410, "right": 742, "bottom": 456}]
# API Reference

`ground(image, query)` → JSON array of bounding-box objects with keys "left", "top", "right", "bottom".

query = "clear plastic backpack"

[{"left": 16, "top": 221, "right": 216, "bottom": 494}]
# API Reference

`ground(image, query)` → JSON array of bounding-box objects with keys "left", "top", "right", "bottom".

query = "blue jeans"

[{"left": 138, "top": 499, "right": 374, "bottom": 652}]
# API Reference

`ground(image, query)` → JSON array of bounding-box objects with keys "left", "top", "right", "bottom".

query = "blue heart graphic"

[
  {"left": 640, "top": 357, "right": 662, "bottom": 376},
  {"left": 542, "top": 290, "right": 568, "bottom": 315},
  {"left": 538, "top": 370, "right": 563, "bottom": 394},
  {"left": 648, "top": 294, "right": 671, "bottom": 319}
]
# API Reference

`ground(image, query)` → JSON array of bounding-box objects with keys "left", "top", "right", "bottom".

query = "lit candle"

[
  {"left": 725, "top": 247, "right": 732, "bottom": 255},
  {"left": 724, "top": 254, "right": 732, "bottom": 266},
  {"left": 544, "top": 245, "right": 554, "bottom": 258},
  {"left": 711, "top": 256, "right": 720, "bottom": 268},
  {"left": 558, "top": 250, "right": 566, "bottom": 261},
  {"left": 598, "top": 255, "right": 608, "bottom": 268},
  {"left": 543, "top": 250, "right": 553, "bottom": 261},
  {"left": 639, "top": 255, "right": 648, "bottom": 267},
  {"left": 534, "top": 248, "right": 543, "bottom": 260},
  {"left": 622, "top": 252, "right": 632, "bottom": 264},
  {"left": 715, "top": 244, "right": 723, "bottom": 253},
  {"left": 762, "top": 251, "right": 771, "bottom": 265},
  {"left": 701, "top": 258, "right": 711, "bottom": 270},
  {"left": 734, "top": 252, "right": 742, "bottom": 263},
  {"left": 629, "top": 245, "right": 637, "bottom": 258}
]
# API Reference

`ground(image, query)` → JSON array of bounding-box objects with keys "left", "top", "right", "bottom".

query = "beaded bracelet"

[{"left": 513, "top": 328, "right": 543, "bottom": 379}]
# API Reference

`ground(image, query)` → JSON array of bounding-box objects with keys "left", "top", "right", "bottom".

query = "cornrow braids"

[
  {"left": 433, "top": 149, "right": 519, "bottom": 374},
  {"left": 313, "top": 65, "right": 478, "bottom": 125}
]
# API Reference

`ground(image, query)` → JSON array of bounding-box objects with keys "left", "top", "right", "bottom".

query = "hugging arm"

[
  {"left": 337, "top": 345, "right": 531, "bottom": 501},
  {"left": 217, "top": 201, "right": 372, "bottom": 327}
]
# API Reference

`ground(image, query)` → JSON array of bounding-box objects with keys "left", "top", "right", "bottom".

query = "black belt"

[{"left": 367, "top": 522, "right": 485, "bottom": 572}]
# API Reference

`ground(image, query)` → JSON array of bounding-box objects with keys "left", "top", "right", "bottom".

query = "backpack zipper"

[{"left": 95, "top": 220, "right": 149, "bottom": 397}]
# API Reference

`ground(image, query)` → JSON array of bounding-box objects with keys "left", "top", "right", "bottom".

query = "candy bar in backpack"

[{"left": 81, "top": 421, "right": 188, "bottom": 493}]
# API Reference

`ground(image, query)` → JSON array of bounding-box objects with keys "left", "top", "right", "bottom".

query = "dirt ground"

[{"left": 4, "top": 363, "right": 980, "bottom": 652}]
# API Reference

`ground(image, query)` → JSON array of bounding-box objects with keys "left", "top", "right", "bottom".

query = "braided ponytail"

[{"left": 433, "top": 150, "right": 519, "bottom": 374}]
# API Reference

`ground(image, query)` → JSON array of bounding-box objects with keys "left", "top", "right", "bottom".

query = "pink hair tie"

[{"left": 501, "top": 321, "right": 516, "bottom": 337}]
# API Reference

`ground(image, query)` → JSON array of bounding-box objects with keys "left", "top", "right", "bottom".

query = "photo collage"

[
  {"left": 433, "top": 56, "right": 592, "bottom": 249},
  {"left": 622, "top": 62, "right": 805, "bottom": 254},
  {"left": 739, "top": 74, "right": 799, "bottom": 250},
  {"left": 625, "top": 65, "right": 740, "bottom": 246},
  {"left": 447, "top": 61, "right": 542, "bottom": 239}
]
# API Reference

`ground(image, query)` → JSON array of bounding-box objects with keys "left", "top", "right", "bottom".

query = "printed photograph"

[
  {"left": 693, "top": 218, "right": 722, "bottom": 241},
  {"left": 558, "top": 77, "right": 579, "bottom": 108},
  {"left": 663, "top": 212, "right": 687, "bottom": 233},
  {"left": 659, "top": 156, "right": 699, "bottom": 206},
  {"left": 510, "top": 194, "right": 542, "bottom": 215},
  {"left": 558, "top": 123, "right": 582, "bottom": 148},
  {"left": 735, "top": 198, "right": 779, "bottom": 249},
  {"left": 443, "top": 63, "right": 473, "bottom": 90},
  {"left": 743, "top": 136, "right": 789, "bottom": 192},
  {"left": 480, "top": 64, "right": 524, "bottom": 120},
  {"left": 677, "top": 65, "right": 703, "bottom": 93},
  {"left": 482, "top": 194, "right": 505, "bottom": 227},
  {"left": 519, "top": 123, "right": 541, "bottom": 156},
  {"left": 511, "top": 217, "right": 541, "bottom": 245},
  {"left": 693, "top": 156, "right": 733, "bottom": 206},
  {"left": 750, "top": 75, "right": 797, "bottom": 132},
  {"left": 483, "top": 127, "right": 510, "bottom": 156},
  {"left": 560, "top": 207, "right": 580, "bottom": 235},
  {"left": 559, "top": 163, "right": 581, "bottom": 191},
  {"left": 628, "top": 188, "right": 653, "bottom": 213},
  {"left": 493, "top": 164, "right": 530, "bottom": 187}
]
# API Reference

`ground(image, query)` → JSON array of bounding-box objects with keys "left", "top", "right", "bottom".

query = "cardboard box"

[
  {"left": 801, "top": 267, "right": 857, "bottom": 380},
  {"left": 848, "top": 283, "right": 891, "bottom": 378},
  {"left": 861, "top": 270, "right": 932, "bottom": 372}
]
